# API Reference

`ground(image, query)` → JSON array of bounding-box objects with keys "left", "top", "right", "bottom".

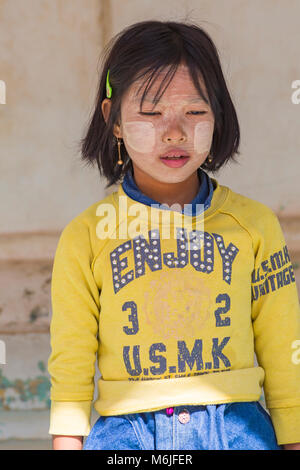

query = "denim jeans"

[{"left": 83, "top": 401, "right": 282, "bottom": 450}]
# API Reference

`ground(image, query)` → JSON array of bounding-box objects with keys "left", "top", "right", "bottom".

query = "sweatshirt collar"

[{"left": 122, "top": 167, "right": 214, "bottom": 216}]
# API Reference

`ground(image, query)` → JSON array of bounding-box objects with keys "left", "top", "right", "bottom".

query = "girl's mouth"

[{"left": 160, "top": 155, "right": 190, "bottom": 168}]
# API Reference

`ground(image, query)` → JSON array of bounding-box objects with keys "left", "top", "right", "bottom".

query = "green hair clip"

[{"left": 106, "top": 69, "right": 112, "bottom": 98}]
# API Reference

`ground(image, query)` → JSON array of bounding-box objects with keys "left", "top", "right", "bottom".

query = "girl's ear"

[
  {"left": 101, "top": 99, "right": 122, "bottom": 139},
  {"left": 101, "top": 98, "right": 112, "bottom": 123}
]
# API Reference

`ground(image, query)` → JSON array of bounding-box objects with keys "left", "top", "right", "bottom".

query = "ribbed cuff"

[
  {"left": 49, "top": 401, "right": 92, "bottom": 436},
  {"left": 269, "top": 406, "right": 300, "bottom": 445}
]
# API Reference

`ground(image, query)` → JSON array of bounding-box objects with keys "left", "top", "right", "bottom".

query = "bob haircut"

[{"left": 80, "top": 20, "right": 240, "bottom": 189}]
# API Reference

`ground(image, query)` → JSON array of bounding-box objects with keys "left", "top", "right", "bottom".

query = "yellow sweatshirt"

[{"left": 48, "top": 177, "right": 300, "bottom": 445}]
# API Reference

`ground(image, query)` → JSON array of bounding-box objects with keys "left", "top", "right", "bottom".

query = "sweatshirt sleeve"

[
  {"left": 47, "top": 218, "right": 100, "bottom": 435},
  {"left": 251, "top": 209, "right": 300, "bottom": 445},
  {"left": 49, "top": 401, "right": 92, "bottom": 436}
]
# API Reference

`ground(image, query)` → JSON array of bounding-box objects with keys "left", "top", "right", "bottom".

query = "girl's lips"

[
  {"left": 160, "top": 156, "right": 190, "bottom": 168},
  {"left": 160, "top": 148, "right": 189, "bottom": 158}
]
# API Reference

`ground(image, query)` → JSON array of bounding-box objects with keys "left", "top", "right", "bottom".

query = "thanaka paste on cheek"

[
  {"left": 122, "top": 119, "right": 214, "bottom": 159},
  {"left": 123, "top": 121, "right": 156, "bottom": 153},
  {"left": 194, "top": 121, "right": 214, "bottom": 154}
]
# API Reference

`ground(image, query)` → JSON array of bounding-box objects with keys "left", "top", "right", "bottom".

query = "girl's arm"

[
  {"left": 48, "top": 218, "right": 100, "bottom": 441},
  {"left": 251, "top": 209, "right": 300, "bottom": 446},
  {"left": 52, "top": 435, "right": 83, "bottom": 450}
]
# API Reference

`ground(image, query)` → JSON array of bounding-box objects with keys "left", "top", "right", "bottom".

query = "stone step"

[
  {"left": 0, "top": 408, "right": 99, "bottom": 442},
  {"left": 0, "top": 439, "right": 52, "bottom": 450},
  {"left": 0, "top": 333, "right": 53, "bottom": 411}
]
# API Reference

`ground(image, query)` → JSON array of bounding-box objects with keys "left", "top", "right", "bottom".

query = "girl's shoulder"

[
  {"left": 56, "top": 189, "right": 118, "bottom": 254},
  {"left": 218, "top": 181, "right": 281, "bottom": 232},
  {"left": 63, "top": 189, "right": 118, "bottom": 230}
]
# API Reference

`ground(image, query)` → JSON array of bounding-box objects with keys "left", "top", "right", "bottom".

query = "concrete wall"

[{"left": 0, "top": 0, "right": 299, "bottom": 448}]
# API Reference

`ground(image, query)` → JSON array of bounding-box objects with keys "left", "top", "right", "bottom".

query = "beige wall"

[
  {"left": 0, "top": 0, "right": 105, "bottom": 233},
  {"left": 0, "top": 0, "right": 299, "bottom": 444}
]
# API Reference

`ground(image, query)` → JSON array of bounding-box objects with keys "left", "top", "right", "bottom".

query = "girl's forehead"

[
  {"left": 129, "top": 94, "right": 208, "bottom": 107},
  {"left": 126, "top": 64, "right": 207, "bottom": 103}
]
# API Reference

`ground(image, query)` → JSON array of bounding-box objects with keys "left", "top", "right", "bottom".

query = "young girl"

[{"left": 48, "top": 20, "right": 300, "bottom": 450}]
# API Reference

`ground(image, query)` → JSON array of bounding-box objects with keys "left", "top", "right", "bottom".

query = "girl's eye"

[
  {"left": 139, "top": 111, "right": 207, "bottom": 116},
  {"left": 139, "top": 112, "right": 160, "bottom": 116},
  {"left": 187, "top": 111, "right": 207, "bottom": 115}
]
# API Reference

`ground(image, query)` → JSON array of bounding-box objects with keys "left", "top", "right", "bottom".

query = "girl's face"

[{"left": 106, "top": 64, "right": 215, "bottom": 184}]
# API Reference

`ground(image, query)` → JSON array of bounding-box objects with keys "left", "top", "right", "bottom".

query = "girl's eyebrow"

[
  {"left": 133, "top": 96, "right": 207, "bottom": 104},
  {"left": 187, "top": 98, "right": 207, "bottom": 103}
]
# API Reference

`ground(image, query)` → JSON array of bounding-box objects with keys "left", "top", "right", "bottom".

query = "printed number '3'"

[{"left": 123, "top": 301, "right": 139, "bottom": 335}]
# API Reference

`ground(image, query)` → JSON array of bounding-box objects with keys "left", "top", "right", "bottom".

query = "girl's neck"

[{"left": 131, "top": 166, "right": 201, "bottom": 211}]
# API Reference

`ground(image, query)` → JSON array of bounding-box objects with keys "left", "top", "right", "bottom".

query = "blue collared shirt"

[{"left": 121, "top": 167, "right": 214, "bottom": 216}]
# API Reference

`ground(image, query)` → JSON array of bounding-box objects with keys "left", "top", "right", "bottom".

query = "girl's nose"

[{"left": 162, "top": 122, "right": 187, "bottom": 144}]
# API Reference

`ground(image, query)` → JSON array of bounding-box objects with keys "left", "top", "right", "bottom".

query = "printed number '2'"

[
  {"left": 122, "top": 301, "right": 139, "bottom": 335},
  {"left": 214, "top": 293, "right": 231, "bottom": 327}
]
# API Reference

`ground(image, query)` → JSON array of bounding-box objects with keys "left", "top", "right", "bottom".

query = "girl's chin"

[{"left": 131, "top": 157, "right": 203, "bottom": 180}]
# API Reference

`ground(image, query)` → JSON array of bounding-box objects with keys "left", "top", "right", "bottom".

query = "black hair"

[{"left": 79, "top": 20, "right": 240, "bottom": 189}]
